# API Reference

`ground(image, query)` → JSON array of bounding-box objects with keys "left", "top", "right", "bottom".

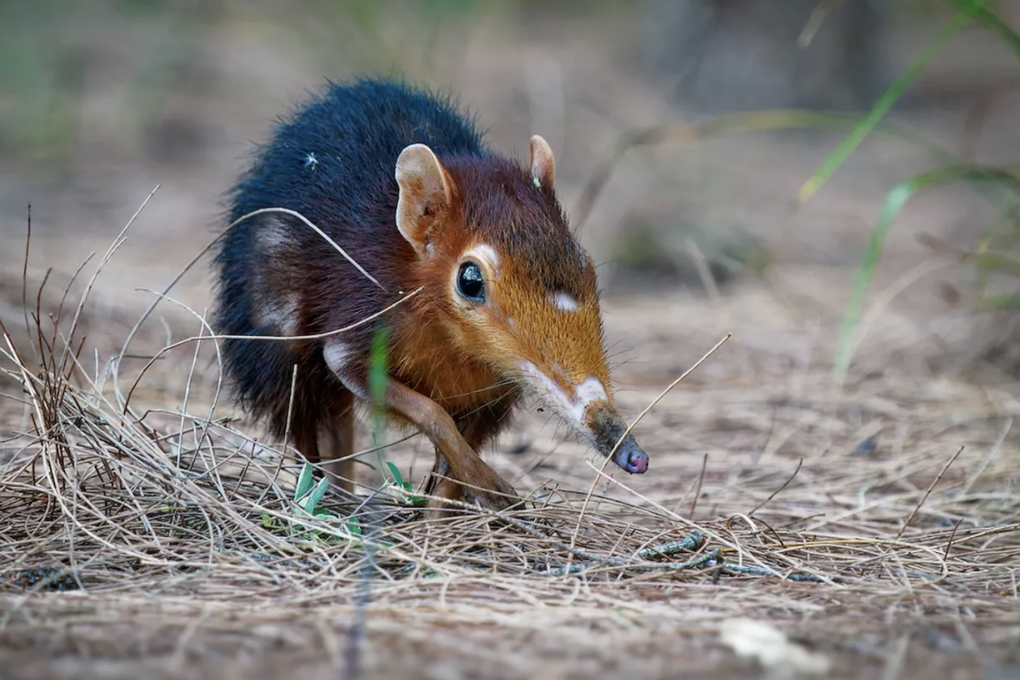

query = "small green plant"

[
  {"left": 385, "top": 460, "right": 427, "bottom": 507},
  {"left": 261, "top": 462, "right": 363, "bottom": 544},
  {"left": 261, "top": 320, "right": 424, "bottom": 545}
]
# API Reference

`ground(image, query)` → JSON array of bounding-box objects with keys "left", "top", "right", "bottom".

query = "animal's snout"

[
  {"left": 613, "top": 437, "right": 649, "bottom": 474},
  {"left": 584, "top": 401, "right": 649, "bottom": 475}
]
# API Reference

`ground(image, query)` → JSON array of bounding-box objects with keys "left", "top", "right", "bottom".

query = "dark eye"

[{"left": 456, "top": 261, "right": 485, "bottom": 302}]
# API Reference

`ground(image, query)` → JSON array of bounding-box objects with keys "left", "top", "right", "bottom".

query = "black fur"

[{"left": 212, "top": 78, "right": 489, "bottom": 438}]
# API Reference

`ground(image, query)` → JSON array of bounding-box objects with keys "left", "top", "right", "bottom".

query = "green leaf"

[
  {"left": 295, "top": 462, "right": 315, "bottom": 499},
  {"left": 404, "top": 493, "right": 428, "bottom": 508},
  {"left": 369, "top": 324, "right": 389, "bottom": 407},
  {"left": 381, "top": 460, "right": 426, "bottom": 506},
  {"left": 302, "top": 476, "right": 330, "bottom": 515},
  {"left": 385, "top": 461, "right": 405, "bottom": 488},
  {"left": 798, "top": 1, "right": 990, "bottom": 205}
]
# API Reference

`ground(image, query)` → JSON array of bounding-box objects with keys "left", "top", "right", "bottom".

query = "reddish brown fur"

[
  {"left": 394, "top": 155, "right": 608, "bottom": 400},
  {"left": 213, "top": 80, "right": 647, "bottom": 519}
]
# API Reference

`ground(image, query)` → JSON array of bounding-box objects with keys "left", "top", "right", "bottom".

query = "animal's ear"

[
  {"left": 529, "top": 135, "right": 555, "bottom": 190},
  {"left": 395, "top": 143, "right": 454, "bottom": 259}
]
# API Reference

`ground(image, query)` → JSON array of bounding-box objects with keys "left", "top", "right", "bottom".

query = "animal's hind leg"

[
  {"left": 319, "top": 390, "right": 356, "bottom": 493},
  {"left": 291, "top": 414, "right": 322, "bottom": 474}
]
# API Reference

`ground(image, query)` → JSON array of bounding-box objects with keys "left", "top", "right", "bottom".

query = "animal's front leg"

[
  {"left": 424, "top": 398, "right": 521, "bottom": 518},
  {"left": 327, "top": 355, "right": 518, "bottom": 514},
  {"left": 423, "top": 455, "right": 464, "bottom": 519}
]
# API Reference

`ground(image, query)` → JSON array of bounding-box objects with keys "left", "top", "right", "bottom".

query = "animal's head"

[{"left": 393, "top": 136, "right": 648, "bottom": 475}]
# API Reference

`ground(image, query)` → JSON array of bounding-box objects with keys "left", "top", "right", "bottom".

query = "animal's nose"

[
  {"left": 612, "top": 435, "right": 649, "bottom": 474},
  {"left": 583, "top": 401, "right": 650, "bottom": 475}
]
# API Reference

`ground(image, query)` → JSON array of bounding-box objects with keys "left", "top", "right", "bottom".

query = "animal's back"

[
  {"left": 227, "top": 79, "right": 487, "bottom": 230},
  {"left": 213, "top": 79, "right": 488, "bottom": 433}
]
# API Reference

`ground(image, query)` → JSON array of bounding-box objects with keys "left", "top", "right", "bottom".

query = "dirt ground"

[{"left": 2, "top": 4, "right": 1020, "bottom": 680}]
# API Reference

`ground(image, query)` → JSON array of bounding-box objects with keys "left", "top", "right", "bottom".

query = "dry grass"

[{"left": 1, "top": 204, "right": 1020, "bottom": 680}]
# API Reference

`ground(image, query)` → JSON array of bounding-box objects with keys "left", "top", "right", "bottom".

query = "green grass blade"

[
  {"left": 949, "top": 0, "right": 1020, "bottom": 59},
  {"left": 967, "top": 252, "right": 1020, "bottom": 279},
  {"left": 798, "top": 1, "right": 990, "bottom": 205},
  {"left": 572, "top": 110, "right": 968, "bottom": 231},
  {"left": 978, "top": 292, "right": 1020, "bottom": 310},
  {"left": 834, "top": 165, "right": 1020, "bottom": 378},
  {"left": 368, "top": 322, "right": 391, "bottom": 482}
]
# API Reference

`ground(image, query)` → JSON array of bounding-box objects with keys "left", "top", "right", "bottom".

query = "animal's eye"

[{"left": 456, "top": 261, "right": 485, "bottom": 302}]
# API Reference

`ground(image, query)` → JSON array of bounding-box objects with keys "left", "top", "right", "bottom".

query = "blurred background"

[
  {"left": 3, "top": 5, "right": 1020, "bottom": 675},
  {"left": 1, "top": 0, "right": 1019, "bottom": 381}
]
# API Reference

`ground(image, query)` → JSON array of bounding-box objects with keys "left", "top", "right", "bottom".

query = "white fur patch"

[
  {"left": 464, "top": 244, "right": 499, "bottom": 273},
  {"left": 550, "top": 292, "right": 579, "bottom": 312},
  {"left": 256, "top": 216, "right": 290, "bottom": 254},
  {"left": 517, "top": 361, "right": 608, "bottom": 425},
  {"left": 573, "top": 377, "right": 608, "bottom": 409},
  {"left": 254, "top": 293, "right": 300, "bottom": 336},
  {"left": 323, "top": 342, "right": 354, "bottom": 373},
  {"left": 324, "top": 341, "right": 373, "bottom": 400}
]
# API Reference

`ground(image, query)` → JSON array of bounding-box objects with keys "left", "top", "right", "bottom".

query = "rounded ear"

[
  {"left": 529, "top": 135, "right": 555, "bottom": 190},
  {"left": 395, "top": 143, "right": 454, "bottom": 259}
]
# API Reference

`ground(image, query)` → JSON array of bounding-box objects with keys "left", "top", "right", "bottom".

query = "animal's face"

[{"left": 394, "top": 137, "right": 648, "bottom": 475}]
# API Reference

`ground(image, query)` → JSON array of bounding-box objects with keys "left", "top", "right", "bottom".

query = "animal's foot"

[{"left": 461, "top": 474, "right": 520, "bottom": 513}]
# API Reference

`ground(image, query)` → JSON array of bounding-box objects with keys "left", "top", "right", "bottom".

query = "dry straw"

[{"left": 2, "top": 193, "right": 1019, "bottom": 676}]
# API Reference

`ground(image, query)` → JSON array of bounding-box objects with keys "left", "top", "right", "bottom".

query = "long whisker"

[{"left": 439, "top": 379, "right": 518, "bottom": 401}]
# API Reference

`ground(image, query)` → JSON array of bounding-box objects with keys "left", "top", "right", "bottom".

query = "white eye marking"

[
  {"left": 532, "top": 176, "right": 542, "bottom": 189},
  {"left": 517, "top": 361, "right": 608, "bottom": 426},
  {"left": 323, "top": 341, "right": 353, "bottom": 372},
  {"left": 507, "top": 316, "right": 516, "bottom": 327},
  {"left": 573, "top": 377, "right": 608, "bottom": 409},
  {"left": 550, "top": 292, "right": 579, "bottom": 312},
  {"left": 463, "top": 244, "right": 499, "bottom": 273}
]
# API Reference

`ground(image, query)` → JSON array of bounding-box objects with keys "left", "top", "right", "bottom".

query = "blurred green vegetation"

[
  {"left": 2, "top": 0, "right": 1019, "bottom": 376},
  {"left": 0, "top": 0, "right": 214, "bottom": 163},
  {"left": 821, "top": 0, "right": 1020, "bottom": 377},
  {"left": 0, "top": 0, "right": 584, "bottom": 165},
  {"left": 0, "top": 0, "right": 985, "bottom": 166}
]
